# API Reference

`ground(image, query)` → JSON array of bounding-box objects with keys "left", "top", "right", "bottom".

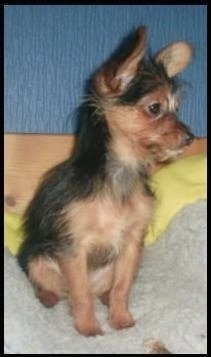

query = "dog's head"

[{"left": 93, "top": 27, "right": 194, "bottom": 164}]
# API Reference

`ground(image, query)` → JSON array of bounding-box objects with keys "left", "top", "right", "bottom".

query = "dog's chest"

[{"left": 66, "top": 187, "right": 154, "bottom": 265}]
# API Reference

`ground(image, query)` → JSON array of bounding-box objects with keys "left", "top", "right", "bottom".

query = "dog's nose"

[{"left": 184, "top": 132, "right": 194, "bottom": 145}]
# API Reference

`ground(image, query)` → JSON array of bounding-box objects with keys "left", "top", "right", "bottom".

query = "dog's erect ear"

[
  {"left": 155, "top": 42, "right": 193, "bottom": 77},
  {"left": 94, "top": 27, "right": 147, "bottom": 96}
]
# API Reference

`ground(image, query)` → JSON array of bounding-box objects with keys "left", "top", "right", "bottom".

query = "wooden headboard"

[
  {"left": 4, "top": 134, "right": 207, "bottom": 215},
  {"left": 4, "top": 134, "right": 75, "bottom": 214}
]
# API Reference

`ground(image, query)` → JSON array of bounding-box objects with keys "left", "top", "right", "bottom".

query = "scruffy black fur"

[
  {"left": 118, "top": 57, "right": 179, "bottom": 105},
  {"left": 17, "top": 102, "right": 111, "bottom": 268}
]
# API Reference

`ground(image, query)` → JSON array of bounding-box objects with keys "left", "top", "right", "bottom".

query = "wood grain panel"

[{"left": 4, "top": 134, "right": 75, "bottom": 214}]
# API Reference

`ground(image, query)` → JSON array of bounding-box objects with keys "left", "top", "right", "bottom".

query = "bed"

[{"left": 4, "top": 134, "right": 207, "bottom": 354}]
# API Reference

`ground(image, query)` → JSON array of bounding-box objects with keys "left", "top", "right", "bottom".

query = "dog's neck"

[
  {"left": 107, "top": 122, "right": 153, "bottom": 171},
  {"left": 105, "top": 137, "right": 152, "bottom": 200},
  {"left": 105, "top": 153, "right": 138, "bottom": 200}
]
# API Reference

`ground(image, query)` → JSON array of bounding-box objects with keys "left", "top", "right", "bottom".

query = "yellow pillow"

[
  {"left": 4, "top": 154, "right": 207, "bottom": 255},
  {"left": 145, "top": 154, "right": 207, "bottom": 245},
  {"left": 4, "top": 211, "right": 23, "bottom": 256}
]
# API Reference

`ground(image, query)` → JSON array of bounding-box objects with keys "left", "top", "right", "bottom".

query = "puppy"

[{"left": 17, "top": 27, "right": 194, "bottom": 336}]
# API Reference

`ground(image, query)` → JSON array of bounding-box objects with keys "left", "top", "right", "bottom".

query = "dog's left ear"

[
  {"left": 94, "top": 27, "right": 147, "bottom": 96},
  {"left": 155, "top": 42, "right": 193, "bottom": 77}
]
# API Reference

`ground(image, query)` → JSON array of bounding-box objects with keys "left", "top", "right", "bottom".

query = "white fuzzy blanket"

[{"left": 4, "top": 200, "right": 207, "bottom": 354}]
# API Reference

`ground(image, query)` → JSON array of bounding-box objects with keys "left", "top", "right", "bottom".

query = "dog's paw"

[
  {"left": 109, "top": 310, "right": 135, "bottom": 330},
  {"left": 75, "top": 318, "right": 104, "bottom": 337},
  {"left": 36, "top": 288, "right": 60, "bottom": 308}
]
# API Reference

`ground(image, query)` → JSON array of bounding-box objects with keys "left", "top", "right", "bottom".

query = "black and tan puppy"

[{"left": 17, "top": 27, "right": 194, "bottom": 336}]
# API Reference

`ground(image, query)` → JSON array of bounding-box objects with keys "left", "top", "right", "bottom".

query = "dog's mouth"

[
  {"left": 155, "top": 148, "right": 184, "bottom": 163},
  {"left": 149, "top": 131, "right": 194, "bottom": 163}
]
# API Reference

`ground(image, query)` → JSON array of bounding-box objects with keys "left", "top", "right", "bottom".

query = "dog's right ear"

[{"left": 94, "top": 27, "right": 147, "bottom": 96}]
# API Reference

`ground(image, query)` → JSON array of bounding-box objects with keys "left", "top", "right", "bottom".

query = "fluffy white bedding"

[{"left": 4, "top": 200, "right": 207, "bottom": 354}]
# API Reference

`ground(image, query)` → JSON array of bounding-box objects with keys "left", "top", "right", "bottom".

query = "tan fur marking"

[{"left": 64, "top": 190, "right": 153, "bottom": 256}]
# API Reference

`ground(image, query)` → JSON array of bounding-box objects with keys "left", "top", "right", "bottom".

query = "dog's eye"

[{"left": 148, "top": 102, "right": 162, "bottom": 116}]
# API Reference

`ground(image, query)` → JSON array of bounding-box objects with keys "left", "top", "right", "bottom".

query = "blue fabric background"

[{"left": 4, "top": 5, "right": 207, "bottom": 136}]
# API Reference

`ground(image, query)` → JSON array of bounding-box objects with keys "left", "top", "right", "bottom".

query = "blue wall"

[{"left": 4, "top": 5, "right": 207, "bottom": 136}]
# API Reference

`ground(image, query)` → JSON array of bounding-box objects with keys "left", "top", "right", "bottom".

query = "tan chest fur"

[{"left": 64, "top": 188, "right": 154, "bottom": 267}]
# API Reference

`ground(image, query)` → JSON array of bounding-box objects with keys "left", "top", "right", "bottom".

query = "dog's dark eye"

[{"left": 148, "top": 102, "right": 161, "bottom": 116}]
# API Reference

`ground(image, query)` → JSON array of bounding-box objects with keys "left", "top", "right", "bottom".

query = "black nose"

[{"left": 184, "top": 132, "right": 194, "bottom": 145}]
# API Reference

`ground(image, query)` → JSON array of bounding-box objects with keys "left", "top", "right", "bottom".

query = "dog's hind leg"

[{"left": 27, "top": 256, "right": 67, "bottom": 307}]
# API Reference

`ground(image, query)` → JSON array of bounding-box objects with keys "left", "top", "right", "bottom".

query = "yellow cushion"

[
  {"left": 4, "top": 211, "right": 23, "bottom": 255},
  {"left": 4, "top": 154, "right": 207, "bottom": 255},
  {"left": 145, "top": 154, "right": 207, "bottom": 245}
]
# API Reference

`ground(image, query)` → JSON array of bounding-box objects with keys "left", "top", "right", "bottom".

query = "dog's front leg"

[
  {"left": 108, "top": 238, "right": 143, "bottom": 330},
  {"left": 59, "top": 251, "right": 103, "bottom": 336}
]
